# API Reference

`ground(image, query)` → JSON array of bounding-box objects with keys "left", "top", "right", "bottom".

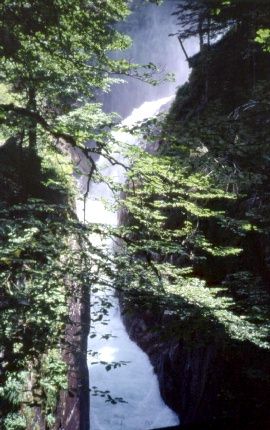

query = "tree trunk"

[
  {"left": 198, "top": 15, "right": 204, "bottom": 51},
  {"left": 207, "top": 17, "right": 211, "bottom": 46},
  {"left": 27, "top": 87, "right": 37, "bottom": 151},
  {"left": 177, "top": 36, "right": 191, "bottom": 68}
]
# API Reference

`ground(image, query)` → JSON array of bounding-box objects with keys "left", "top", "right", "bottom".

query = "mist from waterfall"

[{"left": 100, "top": 0, "right": 198, "bottom": 119}]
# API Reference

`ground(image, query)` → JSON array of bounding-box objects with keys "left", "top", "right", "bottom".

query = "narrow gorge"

[{"left": 0, "top": 1, "right": 269, "bottom": 430}]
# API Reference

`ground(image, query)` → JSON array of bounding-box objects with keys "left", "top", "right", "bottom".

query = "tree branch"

[
  {"left": 177, "top": 36, "right": 191, "bottom": 68},
  {"left": 0, "top": 103, "right": 77, "bottom": 146}
]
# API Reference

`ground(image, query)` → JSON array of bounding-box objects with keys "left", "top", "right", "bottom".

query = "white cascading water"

[
  {"left": 76, "top": 96, "right": 179, "bottom": 430},
  {"left": 75, "top": 2, "right": 199, "bottom": 428},
  {"left": 100, "top": 0, "right": 198, "bottom": 119}
]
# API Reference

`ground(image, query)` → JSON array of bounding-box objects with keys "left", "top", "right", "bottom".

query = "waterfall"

[
  {"left": 100, "top": 0, "right": 198, "bottom": 119},
  {"left": 76, "top": 96, "right": 179, "bottom": 430},
  {"left": 75, "top": 2, "right": 199, "bottom": 428}
]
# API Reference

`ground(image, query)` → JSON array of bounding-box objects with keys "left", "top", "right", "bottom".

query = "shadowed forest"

[{"left": 0, "top": 1, "right": 269, "bottom": 429}]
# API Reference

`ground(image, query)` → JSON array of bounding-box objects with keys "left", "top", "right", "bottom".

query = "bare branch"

[{"left": 177, "top": 36, "right": 191, "bottom": 68}]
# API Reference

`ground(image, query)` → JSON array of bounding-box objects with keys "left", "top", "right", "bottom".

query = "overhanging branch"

[
  {"left": 0, "top": 103, "right": 77, "bottom": 146},
  {"left": 177, "top": 36, "right": 191, "bottom": 68}
]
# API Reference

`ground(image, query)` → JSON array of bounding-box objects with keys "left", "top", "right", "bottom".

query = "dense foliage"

[
  {"left": 112, "top": 0, "right": 270, "bottom": 347},
  {"left": 0, "top": 0, "right": 270, "bottom": 428},
  {"left": 0, "top": 1, "right": 134, "bottom": 428},
  {"left": 106, "top": 0, "right": 270, "bottom": 425}
]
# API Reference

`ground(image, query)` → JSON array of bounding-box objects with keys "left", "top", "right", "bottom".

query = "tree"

[
  {"left": 106, "top": 2, "right": 270, "bottom": 392},
  {"left": 0, "top": 1, "right": 137, "bottom": 428},
  {"left": 0, "top": 0, "right": 133, "bottom": 155},
  {"left": 113, "top": 113, "right": 269, "bottom": 350},
  {"left": 173, "top": 0, "right": 270, "bottom": 51}
]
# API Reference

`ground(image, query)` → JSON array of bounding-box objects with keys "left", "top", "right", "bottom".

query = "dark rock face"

[
  {"left": 121, "top": 307, "right": 221, "bottom": 425},
  {"left": 156, "top": 341, "right": 219, "bottom": 423},
  {"left": 120, "top": 301, "right": 270, "bottom": 429},
  {"left": 56, "top": 283, "right": 90, "bottom": 430}
]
